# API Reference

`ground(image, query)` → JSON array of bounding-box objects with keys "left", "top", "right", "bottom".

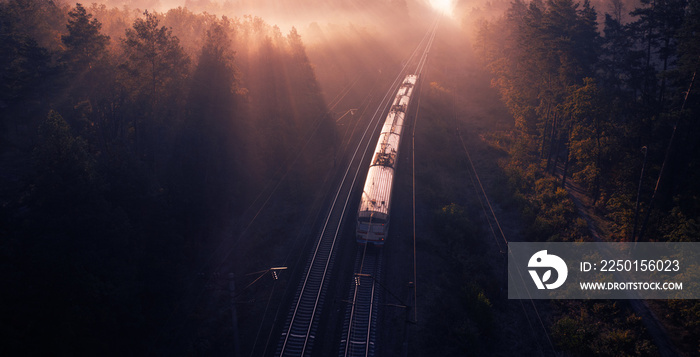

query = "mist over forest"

[
  {"left": 0, "top": 0, "right": 435, "bottom": 354},
  {"left": 1, "top": 0, "right": 699, "bottom": 355}
]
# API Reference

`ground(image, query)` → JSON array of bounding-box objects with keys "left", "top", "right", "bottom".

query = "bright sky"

[{"left": 428, "top": 0, "right": 455, "bottom": 17}]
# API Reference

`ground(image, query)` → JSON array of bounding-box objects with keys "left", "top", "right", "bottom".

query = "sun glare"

[{"left": 428, "top": 0, "right": 454, "bottom": 16}]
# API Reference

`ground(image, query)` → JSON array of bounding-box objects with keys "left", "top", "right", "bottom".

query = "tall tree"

[
  {"left": 565, "top": 78, "right": 607, "bottom": 197},
  {"left": 629, "top": 0, "right": 687, "bottom": 107},
  {"left": 600, "top": 14, "right": 644, "bottom": 95},
  {"left": 677, "top": 0, "right": 700, "bottom": 73},
  {"left": 32, "top": 110, "right": 96, "bottom": 216},
  {"left": 120, "top": 10, "right": 189, "bottom": 161},
  {"left": 121, "top": 10, "right": 189, "bottom": 105},
  {"left": 185, "top": 21, "right": 240, "bottom": 210},
  {"left": 61, "top": 3, "right": 110, "bottom": 71}
]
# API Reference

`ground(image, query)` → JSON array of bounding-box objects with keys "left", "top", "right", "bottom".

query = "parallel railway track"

[
  {"left": 336, "top": 15, "right": 441, "bottom": 357},
  {"left": 339, "top": 247, "right": 382, "bottom": 357},
  {"left": 275, "top": 14, "right": 441, "bottom": 357},
  {"left": 275, "top": 72, "right": 406, "bottom": 357}
]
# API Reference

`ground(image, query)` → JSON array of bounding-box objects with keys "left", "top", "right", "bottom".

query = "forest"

[
  {"left": 2, "top": 0, "right": 700, "bottom": 355},
  {"left": 472, "top": 0, "right": 700, "bottom": 354},
  {"left": 0, "top": 0, "right": 338, "bottom": 354}
]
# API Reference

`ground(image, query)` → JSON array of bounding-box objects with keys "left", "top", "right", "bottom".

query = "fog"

[
  {"left": 89, "top": 0, "right": 450, "bottom": 32},
  {"left": 4, "top": 0, "right": 699, "bottom": 355}
]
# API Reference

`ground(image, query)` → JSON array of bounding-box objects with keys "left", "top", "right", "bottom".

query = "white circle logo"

[{"left": 528, "top": 250, "right": 568, "bottom": 290}]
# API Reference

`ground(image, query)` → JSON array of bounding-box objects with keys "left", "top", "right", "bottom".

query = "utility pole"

[
  {"left": 334, "top": 109, "right": 357, "bottom": 167},
  {"left": 240, "top": 267, "right": 286, "bottom": 357}
]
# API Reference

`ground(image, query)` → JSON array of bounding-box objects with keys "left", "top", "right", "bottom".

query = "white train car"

[{"left": 357, "top": 74, "right": 418, "bottom": 245}]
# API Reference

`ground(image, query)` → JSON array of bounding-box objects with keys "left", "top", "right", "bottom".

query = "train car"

[{"left": 357, "top": 74, "right": 418, "bottom": 245}]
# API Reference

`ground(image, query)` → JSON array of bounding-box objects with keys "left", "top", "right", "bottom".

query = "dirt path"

[{"left": 556, "top": 168, "right": 682, "bottom": 357}]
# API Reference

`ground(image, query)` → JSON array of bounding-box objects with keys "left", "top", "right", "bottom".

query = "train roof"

[
  {"left": 356, "top": 73, "right": 417, "bottom": 220},
  {"left": 380, "top": 110, "right": 404, "bottom": 137},
  {"left": 358, "top": 165, "right": 394, "bottom": 218},
  {"left": 404, "top": 74, "right": 418, "bottom": 86},
  {"left": 372, "top": 132, "right": 400, "bottom": 168}
]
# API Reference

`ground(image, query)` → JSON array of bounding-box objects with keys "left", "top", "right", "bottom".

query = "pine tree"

[
  {"left": 32, "top": 110, "right": 96, "bottom": 213},
  {"left": 565, "top": 78, "right": 606, "bottom": 197},
  {"left": 121, "top": 10, "right": 190, "bottom": 162},
  {"left": 61, "top": 3, "right": 109, "bottom": 71},
  {"left": 180, "top": 21, "right": 241, "bottom": 243},
  {"left": 600, "top": 14, "right": 644, "bottom": 95},
  {"left": 0, "top": 2, "right": 54, "bottom": 120},
  {"left": 121, "top": 10, "right": 189, "bottom": 105}
]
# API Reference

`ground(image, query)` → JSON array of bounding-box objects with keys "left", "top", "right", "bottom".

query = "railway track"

[
  {"left": 275, "top": 74, "right": 404, "bottom": 357},
  {"left": 275, "top": 194, "right": 344, "bottom": 356},
  {"left": 336, "top": 17, "right": 440, "bottom": 357},
  {"left": 339, "top": 247, "right": 383, "bottom": 357},
  {"left": 275, "top": 14, "right": 441, "bottom": 357}
]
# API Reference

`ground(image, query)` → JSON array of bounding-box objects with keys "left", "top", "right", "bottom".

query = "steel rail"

[
  {"left": 339, "top": 16, "right": 441, "bottom": 357},
  {"left": 277, "top": 70, "right": 409, "bottom": 357},
  {"left": 340, "top": 248, "right": 382, "bottom": 357}
]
